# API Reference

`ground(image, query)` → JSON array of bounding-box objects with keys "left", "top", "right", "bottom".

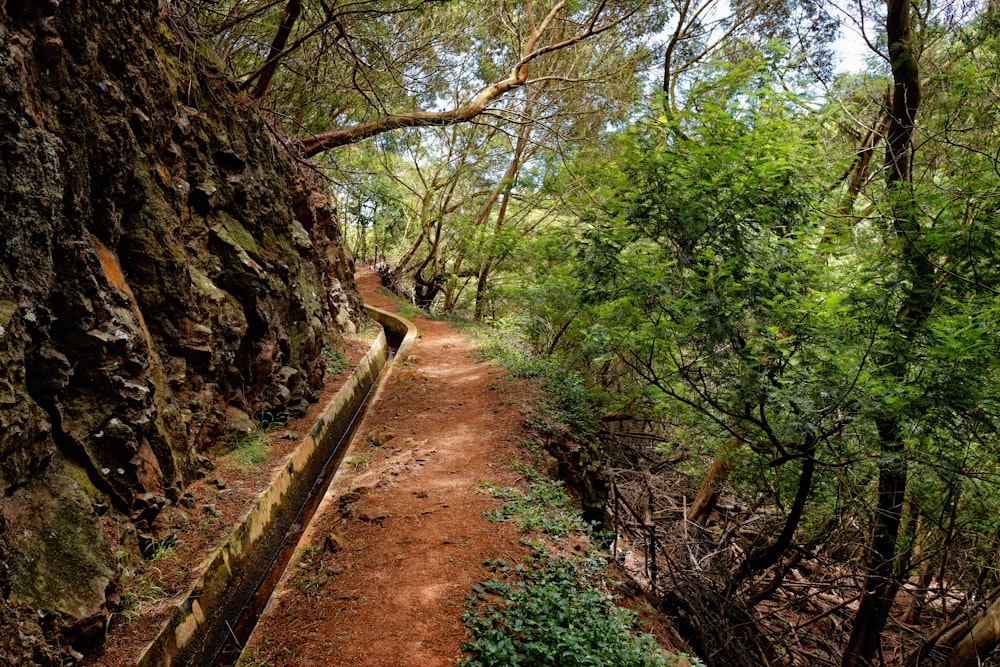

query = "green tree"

[{"left": 508, "top": 12, "right": 1000, "bottom": 661}]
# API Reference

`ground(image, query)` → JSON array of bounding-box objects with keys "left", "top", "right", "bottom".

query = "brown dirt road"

[{"left": 241, "top": 270, "right": 539, "bottom": 666}]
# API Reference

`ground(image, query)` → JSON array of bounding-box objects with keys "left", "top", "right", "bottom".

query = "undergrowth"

[
  {"left": 227, "top": 411, "right": 284, "bottom": 467},
  {"left": 480, "top": 459, "right": 587, "bottom": 536},
  {"left": 106, "top": 537, "right": 176, "bottom": 639},
  {"left": 461, "top": 316, "right": 702, "bottom": 667},
  {"left": 460, "top": 545, "right": 686, "bottom": 667},
  {"left": 463, "top": 317, "right": 599, "bottom": 443},
  {"left": 235, "top": 638, "right": 293, "bottom": 666},
  {"left": 322, "top": 344, "right": 351, "bottom": 375},
  {"left": 292, "top": 544, "right": 332, "bottom": 595}
]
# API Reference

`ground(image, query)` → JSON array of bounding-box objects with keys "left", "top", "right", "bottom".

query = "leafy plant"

[
  {"left": 236, "top": 638, "right": 294, "bottom": 667},
  {"left": 292, "top": 544, "right": 331, "bottom": 595},
  {"left": 396, "top": 302, "right": 429, "bottom": 320},
  {"left": 229, "top": 429, "right": 271, "bottom": 467},
  {"left": 322, "top": 344, "right": 351, "bottom": 375},
  {"left": 460, "top": 551, "right": 680, "bottom": 667},
  {"left": 114, "top": 556, "right": 168, "bottom": 631},
  {"left": 142, "top": 534, "right": 179, "bottom": 561},
  {"left": 480, "top": 460, "right": 587, "bottom": 537},
  {"left": 345, "top": 453, "right": 370, "bottom": 470}
]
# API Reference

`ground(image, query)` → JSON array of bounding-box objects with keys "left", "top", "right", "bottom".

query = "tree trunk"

[
  {"left": 946, "top": 597, "right": 1000, "bottom": 667},
  {"left": 738, "top": 440, "right": 816, "bottom": 581},
  {"left": 473, "top": 262, "right": 492, "bottom": 320},
  {"left": 689, "top": 454, "right": 729, "bottom": 524},
  {"left": 246, "top": 0, "right": 302, "bottom": 100},
  {"left": 822, "top": 102, "right": 892, "bottom": 248},
  {"left": 842, "top": 0, "right": 926, "bottom": 663},
  {"left": 842, "top": 420, "right": 908, "bottom": 667}
]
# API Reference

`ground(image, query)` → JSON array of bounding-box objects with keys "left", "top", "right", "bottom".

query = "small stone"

[
  {"left": 194, "top": 453, "right": 215, "bottom": 473},
  {"left": 190, "top": 181, "right": 218, "bottom": 214},
  {"left": 365, "top": 426, "right": 395, "bottom": 446},
  {"left": 358, "top": 509, "right": 388, "bottom": 524},
  {"left": 224, "top": 406, "right": 255, "bottom": 434},
  {"left": 323, "top": 532, "right": 348, "bottom": 553}
]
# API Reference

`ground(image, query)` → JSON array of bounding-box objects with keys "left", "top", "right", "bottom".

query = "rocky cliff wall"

[{"left": 0, "top": 0, "right": 359, "bottom": 662}]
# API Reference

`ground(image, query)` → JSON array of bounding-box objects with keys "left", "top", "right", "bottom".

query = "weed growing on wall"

[
  {"left": 227, "top": 412, "right": 284, "bottom": 468},
  {"left": 321, "top": 345, "right": 351, "bottom": 375}
]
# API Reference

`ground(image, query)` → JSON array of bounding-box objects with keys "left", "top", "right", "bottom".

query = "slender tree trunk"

[
  {"left": 822, "top": 102, "right": 893, "bottom": 248},
  {"left": 843, "top": 419, "right": 908, "bottom": 667},
  {"left": 842, "top": 0, "right": 926, "bottom": 663},
  {"left": 470, "top": 93, "right": 533, "bottom": 318},
  {"left": 246, "top": 0, "right": 302, "bottom": 100},
  {"left": 737, "top": 439, "right": 816, "bottom": 581},
  {"left": 472, "top": 261, "right": 491, "bottom": 319},
  {"left": 900, "top": 551, "right": 934, "bottom": 625},
  {"left": 688, "top": 453, "right": 729, "bottom": 524}
]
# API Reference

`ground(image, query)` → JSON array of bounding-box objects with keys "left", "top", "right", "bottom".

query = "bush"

[{"left": 460, "top": 551, "right": 670, "bottom": 667}]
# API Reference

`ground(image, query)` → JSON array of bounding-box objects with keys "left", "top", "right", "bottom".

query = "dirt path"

[{"left": 242, "top": 270, "right": 538, "bottom": 666}]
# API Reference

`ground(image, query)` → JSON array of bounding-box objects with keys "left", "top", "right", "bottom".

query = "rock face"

[{"left": 0, "top": 0, "right": 359, "bottom": 661}]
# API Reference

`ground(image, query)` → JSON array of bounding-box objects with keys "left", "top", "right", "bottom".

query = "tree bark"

[
  {"left": 246, "top": 0, "right": 302, "bottom": 100},
  {"left": 738, "top": 440, "right": 816, "bottom": 581},
  {"left": 300, "top": 79, "right": 524, "bottom": 155},
  {"left": 688, "top": 453, "right": 729, "bottom": 524},
  {"left": 946, "top": 597, "right": 1000, "bottom": 667},
  {"left": 842, "top": 0, "right": 926, "bottom": 663}
]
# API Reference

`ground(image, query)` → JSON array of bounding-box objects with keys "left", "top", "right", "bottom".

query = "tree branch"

[{"left": 297, "top": 1, "right": 634, "bottom": 156}]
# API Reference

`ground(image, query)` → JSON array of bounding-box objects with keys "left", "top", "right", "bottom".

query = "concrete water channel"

[{"left": 136, "top": 305, "right": 416, "bottom": 667}]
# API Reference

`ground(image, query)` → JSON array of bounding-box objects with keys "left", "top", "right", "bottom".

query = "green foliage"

[
  {"left": 561, "top": 83, "right": 860, "bottom": 506},
  {"left": 460, "top": 551, "right": 680, "bottom": 667},
  {"left": 480, "top": 460, "right": 588, "bottom": 537},
  {"left": 345, "top": 453, "right": 370, "bottom": 470},
  {"left": 322, "top": 345, "right": 351, "bottom": 376},
  {"left": 292, "top": 544, "right": 332, "bottom": 595},
  {"left": 227, "top": 412, "right": 284, "bottom": 468},
  {"left": 396, "top": 302, "right": 435, "bottom": 320},
  {"left": 465, "top": 315, "right": 534, "bottom": 369},
  {"left": 142, "top": 534, "right": 180, "bottom": 561},
  {"left": 466, "top": 316, "right": 599, "bottom": 443},
  {"left": 228, "top": 429, "right": 271, "bottom": 468},
  {"left": 120, "top": 568, "right": 166, "bottom": 613},
  {"left": 488, "top": 25, "right": 1000, "bottom": 633},
  {"left": 236, "top": 639, "right": 294, "bottom": 667}
]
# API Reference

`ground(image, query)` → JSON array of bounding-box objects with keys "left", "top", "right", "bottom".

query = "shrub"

[{"left": 460, "top": 551, "right": 671, "bottom": 667}]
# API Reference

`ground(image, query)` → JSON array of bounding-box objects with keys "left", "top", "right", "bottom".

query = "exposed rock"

[
  {"left": 0, "top": 458, "right": 114, "bottom": 659},
  {"left": 323, "top": 531, "right": 348, "bottom": 553},
  {"left": 0, "top": 0, "right": 361, "bottom": 658},
  {"left": 224, "top": 405, "right": 256, "bottom": 435},
  {"left": 366, "top": 426, "right": 396, "bottom": 446}
]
